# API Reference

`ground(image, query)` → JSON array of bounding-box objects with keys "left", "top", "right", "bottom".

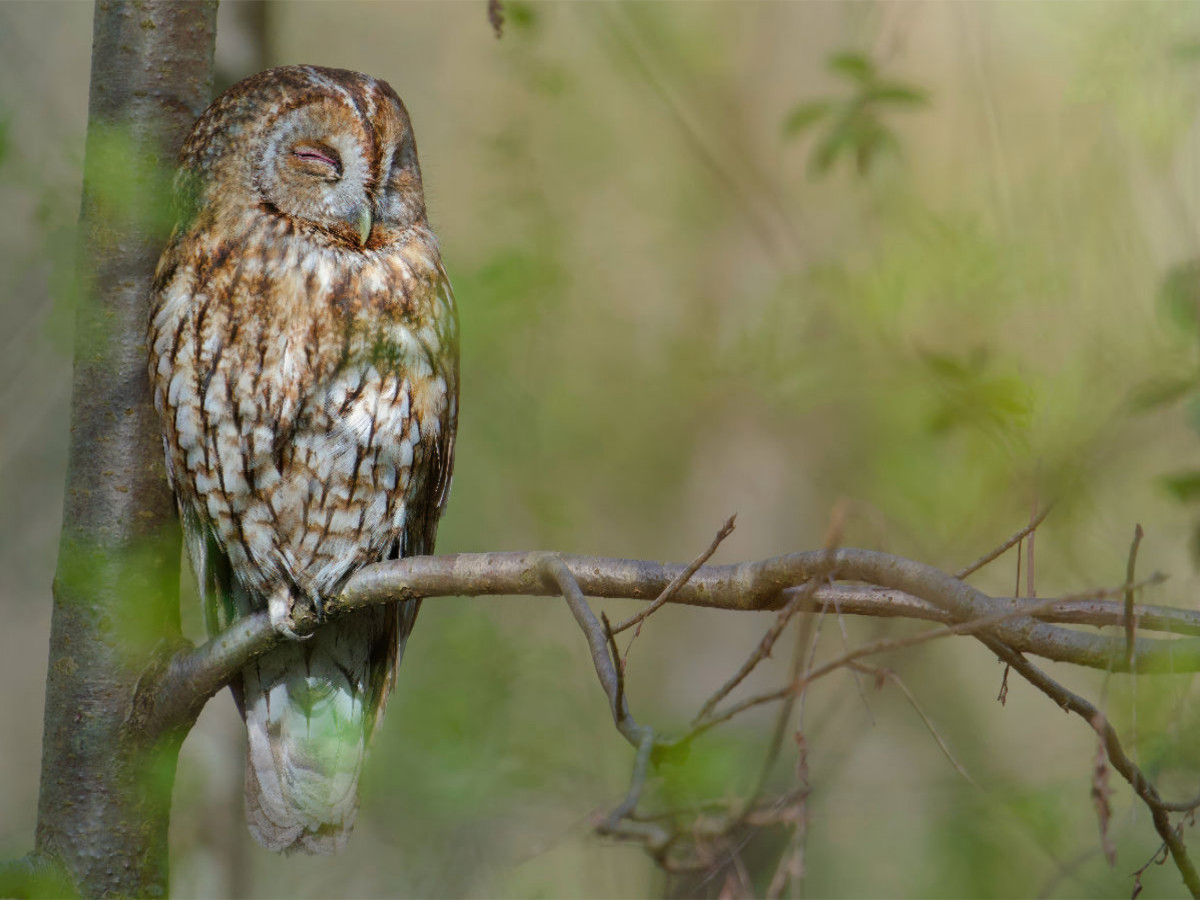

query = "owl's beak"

[{"left": 352, "top": 204, "right": 373, "bottom": 246}]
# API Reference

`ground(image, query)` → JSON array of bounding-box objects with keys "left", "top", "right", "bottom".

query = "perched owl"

[{"left": 148, "top": 66, "right": 458, "bottom": 854}]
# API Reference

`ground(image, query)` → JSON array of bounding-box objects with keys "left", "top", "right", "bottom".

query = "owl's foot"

[{"left": 268, "top": 589, "right": 309, "bottom": 641}]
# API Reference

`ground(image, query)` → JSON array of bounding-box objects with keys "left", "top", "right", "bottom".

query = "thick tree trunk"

[{"left": 33, "top": 3, "right": 216, "bottom": 896}]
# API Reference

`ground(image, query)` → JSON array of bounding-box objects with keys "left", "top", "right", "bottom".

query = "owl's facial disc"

[{"left": 257, "top": 101, "right": 375, "bottom": 247}]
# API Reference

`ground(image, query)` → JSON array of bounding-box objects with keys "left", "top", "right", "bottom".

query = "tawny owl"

[{"left": 148, "top": 65, "right": 458, "bottom": 854}]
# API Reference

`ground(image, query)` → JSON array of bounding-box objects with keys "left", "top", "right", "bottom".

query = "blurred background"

[{"left": 4, "top": 2, "right": 1200, "bottom": 896}]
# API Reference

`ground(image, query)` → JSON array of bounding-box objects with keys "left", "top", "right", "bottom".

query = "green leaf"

[
  {"left": 808, "top": 107, "right": 866, "bottom": 177},
  {"left": 920, "top": 349, "right": 979, "bottom": 380},
  {"left": 1173, "top": 39, "right": 1200, "bottom": 62},
  {"left": 782, "top": 100, "right": 831, "bottom": 138},
  {"left": 856, "top": 124, "right": 900, "bottom": 175},
  {"left": 919, "top": 349, "right": 1032, "bottom": 434},
  {"left": 506, "top": 1, "right": 537, "bottom": 32},
  {"left": 0, "top": 115, "right": 9, "bottom": 167},
  {"left": 1161, "top": 470, "right": 1200, "bottom": 503},
  {"left": 1185, "top": 394, "right": 1200, "bottom": 436},
  {"left": 85, "top": 123, "right": 176, "bottom": 238},
  {"left": 864, "top": 81, "right": 931, "bottom": 108},
  {"left": 1127, "top": 374, "right": 1200, "bottom": 411},
  {"left": 1158, "top": 259, "right": 1200, "bottom": 338},
  {"left": 828, "top": 51, "right": 876, "bottom": 83},
  {"left": 809, "top": 129, "right": 845, "bottom": 176}
]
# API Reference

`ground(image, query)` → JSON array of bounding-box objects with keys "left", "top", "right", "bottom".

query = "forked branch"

[
  {"left": 149, "top": 547, "right": 1200, "bottom": 734},
  {"left": 129, "top": 507, "right": 1200, "bottom": 893},
  {"left": 137, "top": 527, "right": 1200, "bottom": 895}
]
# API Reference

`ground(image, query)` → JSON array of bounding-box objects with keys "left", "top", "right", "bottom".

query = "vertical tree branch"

[{"left": 33, "top": 3, "right": 216, "bottom": 896}]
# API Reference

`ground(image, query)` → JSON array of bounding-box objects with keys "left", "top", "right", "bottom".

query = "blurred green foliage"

[
  {"left": 84, "top": 122, "right": 177, "bottom": 239},
  {"left": 783, "top": 50, "right": 929, "bottom": 177}
]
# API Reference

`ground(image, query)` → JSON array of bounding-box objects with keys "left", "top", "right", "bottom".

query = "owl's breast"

[{"left": 149, "top": 222, "right": 456, "bottom": 603}]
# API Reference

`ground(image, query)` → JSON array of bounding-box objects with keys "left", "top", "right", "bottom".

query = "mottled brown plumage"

[{"left": 148, "top": 66, "right": 458, "bottom": 854}]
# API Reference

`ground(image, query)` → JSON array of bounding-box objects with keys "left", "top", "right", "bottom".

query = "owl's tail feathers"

[{"left": 239, "top": 617, "right": 382, "bottom": 855}]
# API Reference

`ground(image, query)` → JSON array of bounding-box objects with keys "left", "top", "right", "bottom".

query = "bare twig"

[
  {"left": 696, "top": 514, "right": 844, "bottom": 729},
  {"left": 539, "top": 553, "right": 669, "bottom": 850},
  {"left": 1027, "top": 497, "right": 1039, "bottom": 599},
  {"left": 753, "top": 599, "right": 818, "bottom": 800},
  {"left": 754, "top": 503, "right": 849, "bottom": 799},
  {"left": 1090, "top": 719, "right": 1117, "bottom": 867},
  {"left": 1133, "top": 841, "right": 1172, "bottom": 899},
  {"left": 692, "top": 575, "right": 823, "bottom": 726},
  {"left": 956, "top": 505, "right": 1052, "bottom": 579},
  {"left": 1160, "top": 789, "right": 1200, "bottom": 814},
  {"left": 1015, "top": 539, "right": 1023, "bottom": 600},
  {"left": 1034, "top": 845, "right": 1104, "bottom": 900},
  {"left": 979, "top": 637, "right": 1200, "bottom": 897},
  {"left": 601, "top": 612, "right": 627, "bottom": 725},
  {"left": 689, "top": 597, "right": 1080, "bottom": 740},
  {"left": 613, "top": 514, "right": 736, "bottom": 638},
  {"left": 487, "top": 0, "right": 504, "bottom": 38},
  {"left": 600, "top": 730, "right": 657, "bottom": 831},
  {"left": 851, "top": 663, "right": 979, "bottom": 788},
  {"left": 765, "top": 733, "right": 809, "bottom": 900},
  {"left": 1126, "top": 524, "right": 1145, "bottom": 670},
  {"left": 538, "top": 554, "right": 645, "bottom": 748}
]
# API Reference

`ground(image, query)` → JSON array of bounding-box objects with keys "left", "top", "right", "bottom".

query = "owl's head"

[{"left": 180, "top": 66, "right": 428, "bottom": 248}]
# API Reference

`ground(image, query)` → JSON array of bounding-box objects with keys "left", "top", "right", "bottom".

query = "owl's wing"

[
  {"left": 365, "top": 272, "right": 459, "bottom": 733},
  {"left": 414, "top": 272, "right": 460, "bottom": 555},
  {"left": 180, "top": 499, "right": 259, "bottom": 716}
]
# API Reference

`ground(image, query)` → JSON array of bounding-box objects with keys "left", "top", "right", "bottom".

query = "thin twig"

[
  {"left": 1090, "top": 720, "right": 1117, "bottom": 868},
  {"left": 850, "top": 663, "right": 979, "bottom": 788},
  {"left": 1033, "top": 845, "right": 1104, "bottom": 900},
  {"left": 1027, "top": 496, "right": 1039, "bottom": 599},
  {"left": 538, "top": 554, "right": 645, "bottom": 748},
  {"left": 956, "top": 504, "right": 1052, "bottom": 580},
  {"left": 754, "top": 505, "right": 846, "bottom": 797},
  {"left": 487, "top": 0, "right": 504, "bottom": 38},
  {"left": 753, "top": 600, "right": 818, "bottom": 800},
  {"left": 1132, "top": 840, "right": 1171, "bottom": 900},
  {"left": 693, "top": 576, "right": 821, "bottom": 726},
  {"left": 1126, "top": 524, "right": 1145, "bottom": 670},
  {"left": 600, "top": 730, "right": 657, "bottom": 831},
  {"left": 1015, "top": 539, "right": 1023, "bottom": 600},
  {"left": 765, "top": 733, "right": 809, "bottom": 900},
  {"left": 829, "top": 590, "right": 874, "bottom": 724},
  {"left": 689, "top": 597, "right": 1073, "bottom": 740},
  {"left": 612, "top": 514, "right": 736, "bottom": 636},
  {"left": 601, "top": 612, "right": 627, "bottom": 724},
  {"left": 1159, "top": 787, "right": 1200, "bottom": 814},
  {"left": 979, "top": 636, "right": 1200, "bottom": 898},
  {"left": 540, "top": 554, "right": 666, "bottom": 854}
]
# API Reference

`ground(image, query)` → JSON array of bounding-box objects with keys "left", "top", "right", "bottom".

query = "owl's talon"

[{"left": 268, "top": 590, "right": 309, "bottom": 641}]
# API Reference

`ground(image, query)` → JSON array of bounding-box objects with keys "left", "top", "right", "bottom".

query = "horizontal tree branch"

[{"left": 146, "top": 548, "right": 1200, "bottom": 734}]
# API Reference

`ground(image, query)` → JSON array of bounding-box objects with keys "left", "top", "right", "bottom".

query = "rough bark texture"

[{"left": 34, "top": 3, "right": 216, "bottom": 896}]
